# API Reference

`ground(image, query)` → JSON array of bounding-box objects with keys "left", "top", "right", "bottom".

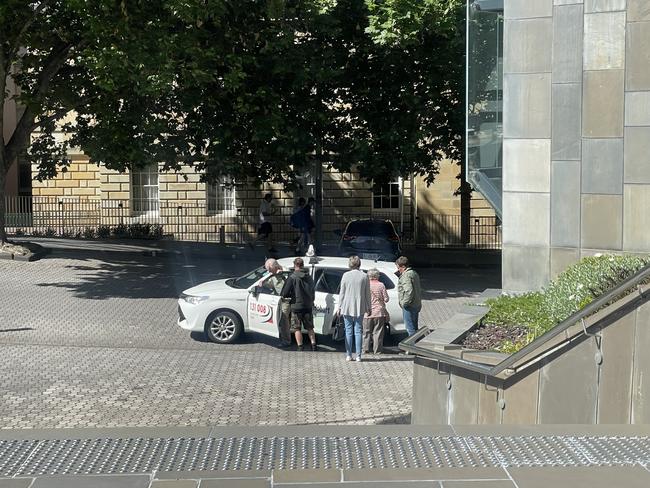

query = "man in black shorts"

[{"left": 280, "top": 257, "right": 317, "bottom": 351}]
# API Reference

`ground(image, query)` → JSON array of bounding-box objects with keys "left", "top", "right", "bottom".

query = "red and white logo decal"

[{"left": 249, "top": 301, "right": 274, "bottom": 323}]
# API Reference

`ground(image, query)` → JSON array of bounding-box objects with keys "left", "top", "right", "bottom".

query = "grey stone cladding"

[{"left": 502, "top": 0, "right": 650, "bottom": 290}]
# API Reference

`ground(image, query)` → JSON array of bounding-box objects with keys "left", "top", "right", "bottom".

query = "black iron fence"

[
  {"left": 415, "top": 213, "right": 501, "bottom": 249},
  {"left": 4, "top": 196, "right": 501, "bottom": 249}
]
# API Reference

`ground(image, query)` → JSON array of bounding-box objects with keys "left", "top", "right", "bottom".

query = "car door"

[
  {"left": 312, "top": 267, "right": 346, "bottom": 335},
  {"left": 378, "top": 270, "right": 404, "bottom": 332},
  {"left": 246, "top": 272, "right": 289, "bottom": 337}
]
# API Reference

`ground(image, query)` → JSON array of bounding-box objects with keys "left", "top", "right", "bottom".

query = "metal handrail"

[{"left": 400, "top": 262, "right": 650, "bottom": 378}]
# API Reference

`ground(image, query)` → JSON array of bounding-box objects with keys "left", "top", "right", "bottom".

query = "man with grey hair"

[
  {"left": 264, "top": 258, "right": 291, "bottom": 347},
  {"left": 336, "top": 255, "right": 371, "bottom": 362}
]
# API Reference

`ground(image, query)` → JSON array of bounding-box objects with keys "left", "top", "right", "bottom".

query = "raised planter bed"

[
  {"left": 0, "top": 242, "right": 47, "bottom": 262},
  {"left": 405, "top": 260, "right": 650, "bottom": 425}
]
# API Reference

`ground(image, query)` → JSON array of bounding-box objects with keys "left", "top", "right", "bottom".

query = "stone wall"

[
  {"left": 28, "top": 154, "right": 492, "bottom": 243},
  {"left": 416, "top": 160, "right": 494, "bottom": 217},
  {"left": 502, "top": 0, "right": 650, "bottom": 291},
  {"left": 31, "top": 156, "right": 101, "bottom": 198},
  {"left": 411, "top": 287, "right": 650, "bottom": 425}
]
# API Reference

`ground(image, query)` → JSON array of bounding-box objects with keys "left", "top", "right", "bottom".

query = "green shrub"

[
  {"left": 82, "top": 227, "right": 95, "bottom": 239},
  {"left": 112, "top": 223, "right": 128, "bottom": 238},
  {"left": 473, "top": 253, "right": 650, "bottom": 353},
  {"left": 96, "top": 226, "right": 111, "bottom": 238},
  {"left": 483, "top": 292, "right": 551, "bottom": 331},
  {"left": 150, "top": 224, "right": 163, "bottom": 238},
  {"left": 541, "top": 254, "right": 649, "bottom": 325},
  {"left": 127, "top": 223, "right": 151, "bottom": 239},
  {"left": 44, "top": 228, "right": 56, "bottom": 237}
]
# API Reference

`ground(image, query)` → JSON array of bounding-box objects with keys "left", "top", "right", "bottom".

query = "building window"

[
  {"left": 372, "top": 180, "right": 400, "bottom": 210},
  {"left": 131, "top": 164, "right": 159, "bottom": 214},
  {"left": 207, "top": 177, "right": 236, "bottom": 215}
]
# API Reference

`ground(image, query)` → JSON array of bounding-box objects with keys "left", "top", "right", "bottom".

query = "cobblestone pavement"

[{"left": 0, "top": 245, "right": 500, "bottom": 429}]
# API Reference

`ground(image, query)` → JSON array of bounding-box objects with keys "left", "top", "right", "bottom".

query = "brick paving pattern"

[{"left": 0, "top": 246, "right": 499, "bottom": 429}]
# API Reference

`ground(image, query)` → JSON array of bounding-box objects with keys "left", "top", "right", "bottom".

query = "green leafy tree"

[
  {"left": 1, "top": 0, "right": 464, "bottom": 242},
  {"left": 0, "top": 0, "right": 192, "bottom": 242}
]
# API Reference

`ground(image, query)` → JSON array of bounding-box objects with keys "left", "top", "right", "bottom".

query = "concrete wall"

[
  {"left": 502, "top": 0, "right": 650, "bottom": 290},
  {"left": 412, "top": 291, "right": 650, "bottom": 425}
]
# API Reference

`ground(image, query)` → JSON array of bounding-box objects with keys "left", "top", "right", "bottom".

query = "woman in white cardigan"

[{"left": 336, "top": 255, "right": 371, "bottom": 362}]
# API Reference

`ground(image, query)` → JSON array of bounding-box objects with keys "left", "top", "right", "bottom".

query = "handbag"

[{"left": 332, "top": 315, "right": 346, "bottom": 341}]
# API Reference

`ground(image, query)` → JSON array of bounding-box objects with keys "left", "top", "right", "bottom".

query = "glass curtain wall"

[{"left": 466, "top": 0, "right": 503, "bottom": 218}]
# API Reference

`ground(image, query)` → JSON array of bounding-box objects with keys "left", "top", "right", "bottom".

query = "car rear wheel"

[{"left": 205, "top": 310, "right": 243, "bottom": 344}]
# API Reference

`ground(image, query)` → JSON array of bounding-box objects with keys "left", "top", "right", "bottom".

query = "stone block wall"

[
  {"left": 502, "top": 0, "right": 650, "bottom": 291},
  {"left": 31, "top": 155, "right": 101, "bottom": 198},
  {"left": 27, "top": 153, "right": 488, "bottom": 243}
]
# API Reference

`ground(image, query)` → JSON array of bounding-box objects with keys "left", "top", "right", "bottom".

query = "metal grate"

[
  {"left": 0, "top": 435, "right": 648, "bottom": 477},
  {"left": 465, "top": 436, "right": 590, "bottom": 467}
]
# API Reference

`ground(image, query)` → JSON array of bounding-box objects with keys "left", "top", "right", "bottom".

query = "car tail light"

[
  {"left": 388, "top": 235, "right": 400, "bottom": 242},
  {"left": 342, "top": 234, "right": 357, "bottom": 241}
]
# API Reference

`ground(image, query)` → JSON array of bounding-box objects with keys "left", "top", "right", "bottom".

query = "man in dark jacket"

[{"left": 280, "top": 257, "right": 317, "bottom": 351}]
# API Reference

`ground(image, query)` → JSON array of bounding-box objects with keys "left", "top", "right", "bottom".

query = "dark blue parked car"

[{"left": 338, "top": 219, "right": 402, "bottom": 262}]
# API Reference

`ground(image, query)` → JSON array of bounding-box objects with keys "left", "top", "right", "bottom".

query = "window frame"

[
  {"left": 131, "top": 163, "right": 160, "bottom": 216},
  {"left": 371, "top": 178, "right": 402, "bottom": 211},
  {"left": 314, "top": 268, "right": 347, "bottom": 295},
  {"left": 206, "top": 176, "right": 237, "bottom": 216}
]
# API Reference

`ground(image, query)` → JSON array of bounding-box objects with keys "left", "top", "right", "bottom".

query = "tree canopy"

[{"left": 0, "top": 0, "right": 464, "bottom": 241}]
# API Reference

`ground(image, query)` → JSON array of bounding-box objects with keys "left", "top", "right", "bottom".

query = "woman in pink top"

[{"left": 363, "top": 268, "right": 389, "bottom": 354}]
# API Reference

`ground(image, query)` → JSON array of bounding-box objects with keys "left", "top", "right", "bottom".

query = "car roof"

[
  {"left": 345, "top": 218, "right": 395, "bottom": 225},
  {"left": 277, "top": 255, "right": 396, "bottom": 271}
]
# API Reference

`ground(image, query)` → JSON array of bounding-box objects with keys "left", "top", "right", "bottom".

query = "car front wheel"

[{"left": 205, "top": 310, "right": 243, "bottom": 344}]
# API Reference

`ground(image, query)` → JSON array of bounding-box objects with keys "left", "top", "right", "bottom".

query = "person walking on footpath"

[
  {"left": 280, "top": 257, "right": 318, "bottom": 351},
  {"left": 264, "top": 258, "right": 291, "bottom": 348},
  {"left": 336, "top": 255, "right": 371, "bottom": 362},
  {"left": 249, "top": 193, "right": 277, "bottom": 253},
  {"left": 290, "top": 197, "right": 313, "bottom": 255},
  {"left": 363, "top": 268, "right": 389, "bottom": 355},
  {"left": 396, "top": 256, "right": 422, "bottom": 337}
]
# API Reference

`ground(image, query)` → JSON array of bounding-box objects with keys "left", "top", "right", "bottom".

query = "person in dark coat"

[
  {"left": 280, "top": 257, "right": 317, "bottom": 351},
  {"left": 290, "top": 197, "right": 314, "bottom": 255}
]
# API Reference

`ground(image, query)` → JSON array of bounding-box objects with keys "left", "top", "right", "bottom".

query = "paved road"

[{"left": 0, "top": 243, "right": 500, "bottom": 429}]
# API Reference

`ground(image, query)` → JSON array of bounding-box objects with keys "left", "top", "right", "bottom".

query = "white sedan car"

[{"left": 177, "top": 256, "right": 405, "bottom": 343}]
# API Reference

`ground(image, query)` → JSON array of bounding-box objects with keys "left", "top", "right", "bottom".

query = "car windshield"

[
  {"left": 346, "top": 221, "right": 395, "bottom": 237},
  {"left": 226, "top": 266, "right": 268, "bottom": 289}
]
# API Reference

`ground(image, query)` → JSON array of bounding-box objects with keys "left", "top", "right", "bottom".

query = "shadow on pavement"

[{"left": 35, "top": 249, "right": 258, "bottom": 300}]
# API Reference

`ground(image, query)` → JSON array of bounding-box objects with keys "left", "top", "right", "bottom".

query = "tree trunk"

[{"left": 0, "top": 163, "right": 7, "bottom": 244}]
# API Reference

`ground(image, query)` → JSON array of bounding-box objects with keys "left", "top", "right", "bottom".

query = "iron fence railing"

[
  {"left": 4, "top": 196, "right": 501, "bottom": 249},
  {"left": 415, "top": 214, "right": 501, "bottom": 249}
]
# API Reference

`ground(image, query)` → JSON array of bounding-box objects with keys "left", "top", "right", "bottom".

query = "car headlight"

[{"left": 180, "top": 293, "right": 209, "bottom": 305}]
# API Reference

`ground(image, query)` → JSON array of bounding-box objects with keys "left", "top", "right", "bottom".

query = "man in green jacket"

[{"left": 396, "top": 256, "right": 421, "bottom": 336}]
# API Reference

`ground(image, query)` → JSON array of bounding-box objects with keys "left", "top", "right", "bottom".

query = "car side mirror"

[{"left": 249, "top": 287, "right": 259, "bottom": 298}]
